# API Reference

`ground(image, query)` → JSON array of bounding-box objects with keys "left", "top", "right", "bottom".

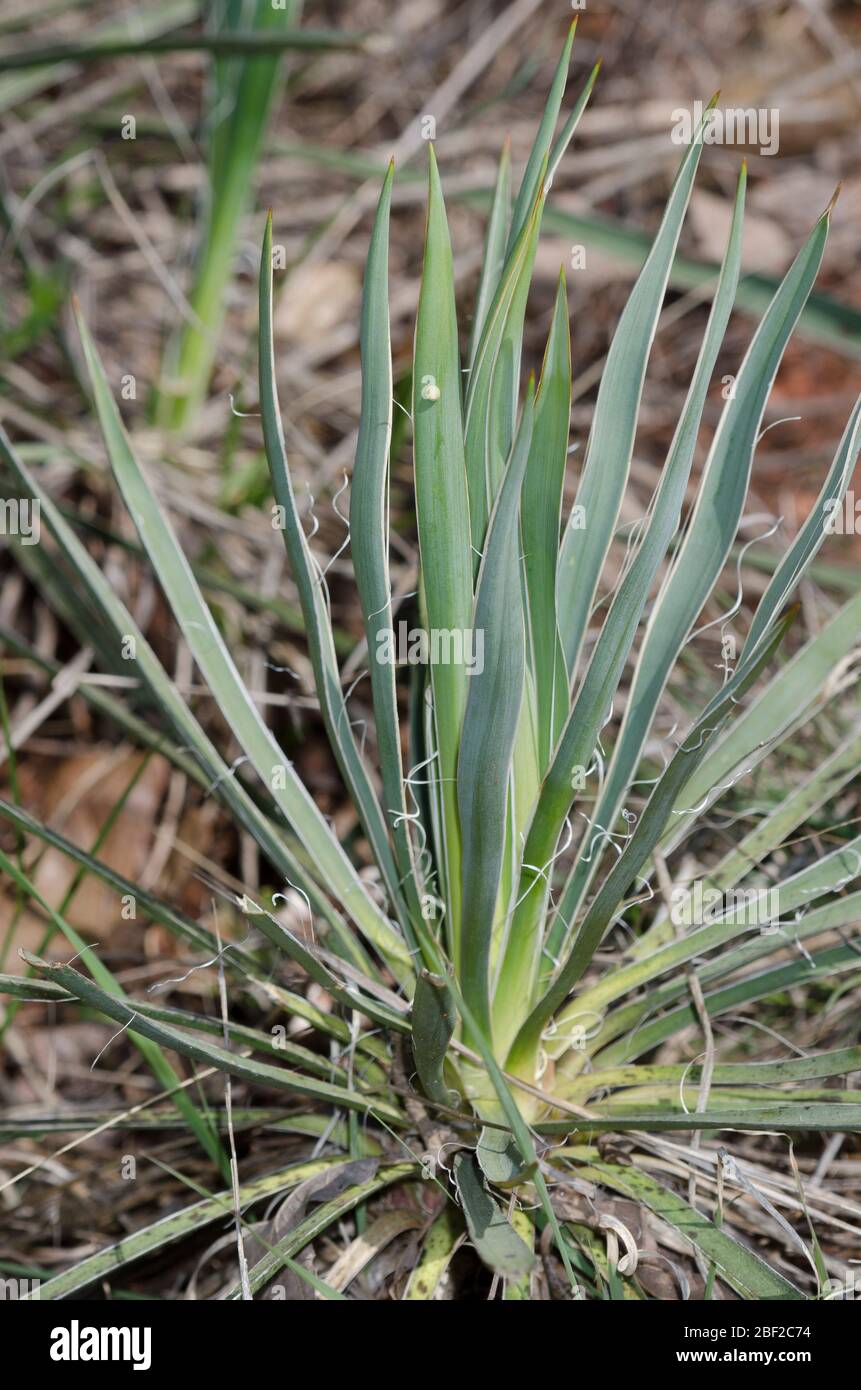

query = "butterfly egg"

[{"left": 420, "top": 376, "right": 441, "bottom": 401}]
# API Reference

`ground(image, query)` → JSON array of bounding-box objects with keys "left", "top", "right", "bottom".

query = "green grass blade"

[
  {"left": 0, "top": 25, "right": 362, "bottom": 70},
  {"left": 0, "top": 0, "right": 196, "bottom": 113},
  {"left": 156, "top": 0, "right": 303, "bottom": 430}
]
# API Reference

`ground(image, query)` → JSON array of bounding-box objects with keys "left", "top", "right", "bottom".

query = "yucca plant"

[{"left": 2, "top": 26, "right": 861, "bottom": 1299}]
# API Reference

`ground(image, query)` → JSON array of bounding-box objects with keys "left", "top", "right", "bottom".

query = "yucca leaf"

[
  {"left": 546, "top": 60, "right": 601, "bottom": 181},
  {"left": 224, "top": 1161, "right": 418, "bottom": 1298},
  {"left": 538, "top": 201, "right": 861, "bottom": 360},
  {"left": 570, "top": 837, "right": 861, "bottom": 1017},
  {"left": 667, "top": 586, "right": 861, "bottom": 839},
  {"left": 0, "top": 797, "right": 259, "bottom": 978},
  {"left": 412, "top": 145, "right": 475, "bottom": 960},
  {"left": 464, "top": 175, "right": 545, "bottom": 553},
  {"left": 4, "top": 969, "right": 364, "bottom": 1082},
  {"left": 475, "top": 1125, "right": 526, "bottom": 1186},
  {"left": 404, "top": 1206, "right": 463, "bottom": 1299},
  {"left": 521, "top": 271, "right": 571, "bottom": 773},
  {"left": 561, "top": 1045, "right": 861, "bottom": 1103},
  {"left": 22, "top": 951, "right": 404, "bottom": 1124},
  {"left": 459, "top": 391, "right": 534, "bottom": 1041},
  {"left": 618, "top": 892, "right": 861, "bottom": 1040},
  {"left": 411, "top": 970, "right": 457, "bottom": 1106},
  {"left": 549, "top": 1105, "right": 861, "bottom": 1134},
  {"left": 592, "top": 939, "right": 861, "bottom": 1066},
  {"left": 468, "top": 137, "right": 511, "bottom": 368},
  {"left": 705, "top": 723, "right": 861, "bottom": 896},
  {"left": 25, "top": 1156, "right": 340, "bottom": 1301},
  {"left": 745, "top": 391, "right": 861, "bottom": 656},
  {"left": 224, "top": 894, "right": 410, "bottom": 1036},
  {"left": 349, "top": 165, "right": 425, "bottom": 933},
  {"left": 505, "top": 20, "right": 576, "bottom": 255},
  {"left": 453, "top": 1152, "right": 534, "bottom": 1278},
  {"left": 463, "top": 51, "right": 597, "bottom": 551},
  {"left": 444, "top": 976, "right": 577, "bottom": 1288},
  {"left": 575, "top": 1162, "right": 806, "bottom": 1299}
]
